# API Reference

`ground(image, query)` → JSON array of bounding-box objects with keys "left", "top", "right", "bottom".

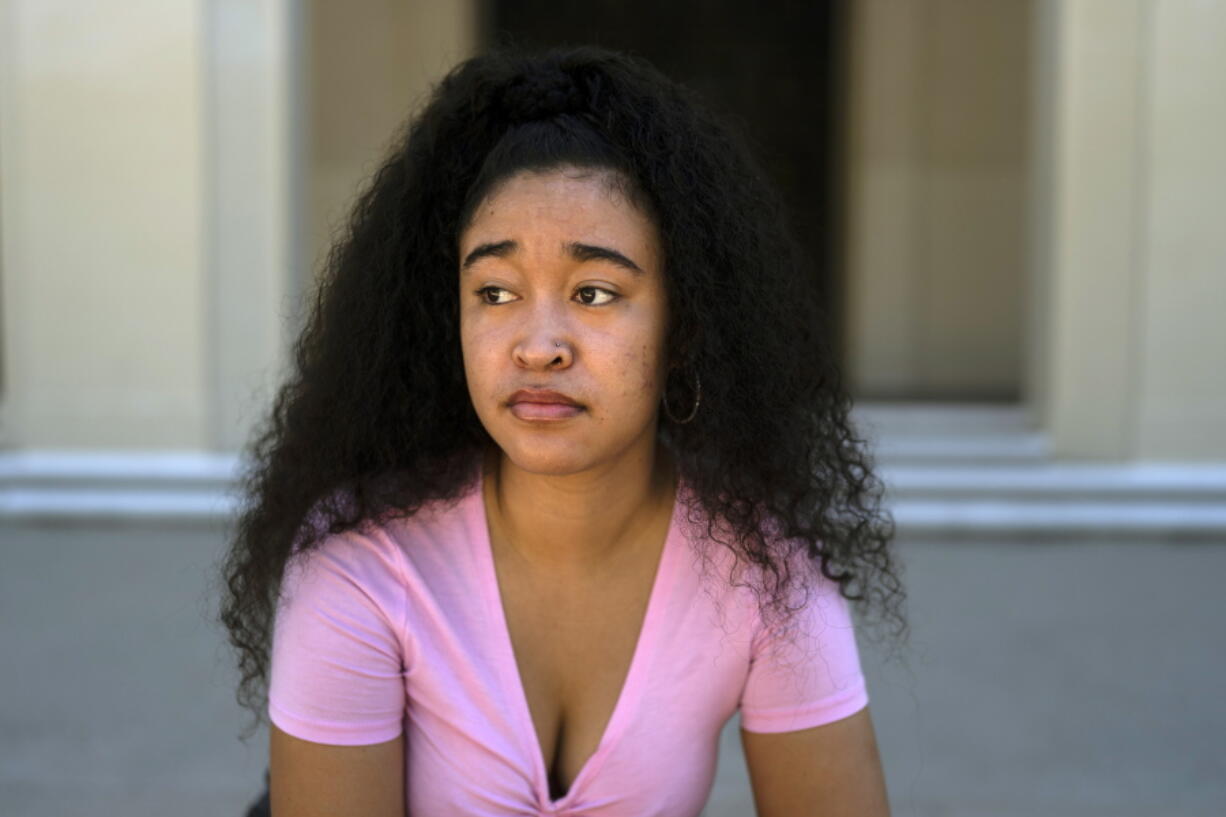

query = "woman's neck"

[{"left": 482, "top": 443, "right": 677, "bottom": 577}]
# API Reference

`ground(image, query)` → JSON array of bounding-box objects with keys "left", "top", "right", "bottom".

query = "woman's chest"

[
  {"left": 495, "top": 553, "right": 659, "bottom": 799},
  {"left": 399, "top": 523, "right": 755, "bottom": 815}
]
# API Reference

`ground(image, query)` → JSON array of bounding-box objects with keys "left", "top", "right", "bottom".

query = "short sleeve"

[
  {"left": 268, "top": 528, "right": 410, "bottom": 745},
  {"left": 738, "top": 566, "right": 869, "bottom": 733}
]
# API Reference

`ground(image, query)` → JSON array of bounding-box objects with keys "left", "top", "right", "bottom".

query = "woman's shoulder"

[
  {"left": 673, "top": 491, "right": 848, "bottom": 622},
  {"left": 311, "top": 470, "right": 480, "bottom": 547},
  {"left": 380, "top": 475, "right": 482, "bottom": 551},
  {"left": 278, "top": 472, "right": 497, "bottom": 634},
  {"left": 281, "top": 523, "right": 407, "bottom": 608}
]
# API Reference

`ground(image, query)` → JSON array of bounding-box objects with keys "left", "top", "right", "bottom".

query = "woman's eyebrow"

[
  {"left": 461, "top": 239, "right": 516, "bottom": 272},
  {"left": 461, "top": 239, "right": 644, "bottom": 275},
  {"left": 565, "top": 241, "right": 644, "bottom": 274}
]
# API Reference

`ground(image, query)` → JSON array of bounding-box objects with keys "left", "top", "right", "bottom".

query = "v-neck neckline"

[{"left": 470, "top": 462, "right": 683, "bottom": 810}]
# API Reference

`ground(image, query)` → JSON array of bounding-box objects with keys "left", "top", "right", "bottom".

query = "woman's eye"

[
  {"left": 475, "top": 285, "right": 618, "bottom": 306},
  {"left": 475, "top": 286, "right": 513, "bottom": 305},
  {"left": 576, "top": 286, "right": 618, "bottom": 306}
]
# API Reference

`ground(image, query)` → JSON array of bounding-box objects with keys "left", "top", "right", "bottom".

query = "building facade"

[{"left": 1, "top": 0, "right": 1223, "bottom": 535}]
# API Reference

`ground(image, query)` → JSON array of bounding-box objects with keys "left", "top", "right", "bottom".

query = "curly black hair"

[{"left": 216, "top": 43, "right": 906, "bottom": 741}]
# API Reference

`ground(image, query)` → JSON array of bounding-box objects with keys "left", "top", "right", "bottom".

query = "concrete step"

[
  {"left": 3, "top": 435, "right": 1224, "bottom": 539},
  {"left": 0, "top": 450, "right": 239, "bottom": 523},
  {"left": 852, "top": 402, "right": 1226, "bottom": 538},
  {"left": 878, "top": 463, "right": 1226, "bottom": 539},
  {"left": 855, "top": 400, "right": 1047, "bottom": 464}
]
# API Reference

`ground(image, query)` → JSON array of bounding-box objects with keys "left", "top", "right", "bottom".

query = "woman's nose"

[{"left": 512, "top": 309, "right": 573, "bottom": 370}]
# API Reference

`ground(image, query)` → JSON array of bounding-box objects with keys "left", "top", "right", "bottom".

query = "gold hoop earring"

[{"left": 663, "top": 369, "right": 701, "bottom": 424}]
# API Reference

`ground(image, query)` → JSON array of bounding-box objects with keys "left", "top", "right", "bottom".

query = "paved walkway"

[{"left": 2, "top": 521, "right": 1222, "bottom": 816}]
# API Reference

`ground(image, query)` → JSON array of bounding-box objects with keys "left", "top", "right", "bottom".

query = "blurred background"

[{"left": 2, "top": 1, "right": 1223, "bottom": 815}]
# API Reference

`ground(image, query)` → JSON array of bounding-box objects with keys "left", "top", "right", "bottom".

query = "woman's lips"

[{"left": 509, "top": 402, "right": 584, "bottom": 421}]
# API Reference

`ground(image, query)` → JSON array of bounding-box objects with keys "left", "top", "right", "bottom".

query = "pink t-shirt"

[{"left": 268, "top": 467, "right": 868, "bottom": 816}]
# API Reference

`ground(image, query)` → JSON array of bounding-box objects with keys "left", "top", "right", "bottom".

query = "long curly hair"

[{"left": 216, "top": 43, "right": 906, "bottom": 741}]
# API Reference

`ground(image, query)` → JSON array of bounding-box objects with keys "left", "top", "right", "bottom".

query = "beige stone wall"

[
  {"left": 306, "top": 0, "right": 478, "bottom": 285},
  {"left": 844, "top": 0, "right": 1032, "bottom": 401},
  {"left": 1133, "top": 0, "right": 1226, "bottom": 459},
  {"left": 847, "top": 0, "right": 1225, "bottom": 459},
  {"left": 1, "top": 1, "right": 1220, "bottom": 462},
  {"left": 207, "top": 0, "right": 299, "bottom": 452},
  {"left": 0, "top": 0, "right": 208, "bottom": 449},
  {"left": 0, "top": 0, "right": 477, "bottom": 453},
  {"left": 1034, "top": 0, "right": 1147, "bottom": 457},
  {"left": 1036, "top": 0, "right": 1226, "bottom": 459}
]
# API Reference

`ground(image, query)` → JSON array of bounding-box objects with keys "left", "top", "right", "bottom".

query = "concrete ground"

[{"left": 2, "top": 520, "right": 1223, "bottom": 816}]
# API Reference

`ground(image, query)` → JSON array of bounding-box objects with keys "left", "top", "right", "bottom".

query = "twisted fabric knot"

[{"left": 499, "top": 67, "right": 587, "bottom": 123}]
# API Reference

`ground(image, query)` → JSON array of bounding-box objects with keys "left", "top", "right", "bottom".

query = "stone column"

[
  {"left": 1032, "top": 0, "right": 1226, "bottom": 459},
  {"left": 0, "top": 0, "right": 212, "bottom": 449}
]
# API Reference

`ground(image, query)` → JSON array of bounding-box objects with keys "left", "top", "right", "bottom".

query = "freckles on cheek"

[{"left": 625, "top": 342, "right": 658, "bottom": 396}]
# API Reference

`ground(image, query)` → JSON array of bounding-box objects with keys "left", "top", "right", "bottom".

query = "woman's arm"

[
  {"left": 740, "top": 706, "right": 890, "bottom": 817},
  {"left": 270, "top": 723, "right": 405, "bottom": 817}
]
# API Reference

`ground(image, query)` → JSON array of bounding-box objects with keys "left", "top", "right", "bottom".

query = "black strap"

[{"left": 242, "top": 767, "right": 271, "bottom": 817}]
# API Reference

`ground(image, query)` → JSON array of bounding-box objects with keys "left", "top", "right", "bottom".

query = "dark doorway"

[{"left": 479, "top": 0, "right": 851, "bottom": 365}]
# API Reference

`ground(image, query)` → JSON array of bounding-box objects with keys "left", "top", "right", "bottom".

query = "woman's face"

[{"left": 458, "top": 165, "right": 670, "bottom": 476}]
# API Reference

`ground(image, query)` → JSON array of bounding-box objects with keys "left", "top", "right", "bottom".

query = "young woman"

[{"left": 219, "top": 43, "right": 906, "bottom": 817}]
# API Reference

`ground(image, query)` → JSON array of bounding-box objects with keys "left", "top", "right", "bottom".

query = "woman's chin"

[
  {"left": 501, "top": 451, "right": 591, "bottom": 477},
  {"left": 489, "top": 436, "right": 603, "bottom": 477}
]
